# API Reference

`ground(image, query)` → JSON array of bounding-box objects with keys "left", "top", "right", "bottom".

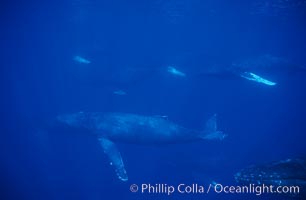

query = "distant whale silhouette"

[
  {"left": 200, "top": 54, "right": 306, "bottom": 86},
  {"left": 57, "top": 112, "right": 226, "bottom": 181}
]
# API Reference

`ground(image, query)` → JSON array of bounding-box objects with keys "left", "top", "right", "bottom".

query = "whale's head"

[
  {"left": 235, "top": 158, "right": 306, "bottom": 186},
  {"left": 57, "top": 111, "right": 89, "bottom": 128}
]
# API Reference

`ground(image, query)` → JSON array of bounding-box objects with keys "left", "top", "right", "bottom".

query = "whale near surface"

[{"left": 57, "top": 112, "right": 226, "bottom": 181}]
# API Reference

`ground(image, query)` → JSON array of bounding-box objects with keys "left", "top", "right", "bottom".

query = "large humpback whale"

[
  {"left": 235, "top": 158, "right": 306, "bottom": 198},
  {"left": 57, "top": 112, "right": 226, "bottom": 181}
]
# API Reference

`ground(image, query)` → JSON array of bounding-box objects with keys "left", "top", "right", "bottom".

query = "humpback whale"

[
  {"left": 235, "top": 158, "right": 306, "bottom": 199},
  {"left": 57, "top": 112, "right": 226, "bottom": 181},
  {"left": 200, "top": 54, "right": 306, "bottom": 86},
  {"left": 73, "top": 56, "right": 91, "bottom": 64},
  {"left": 167, "top": 66, "right": 186, "bottom": 77}
]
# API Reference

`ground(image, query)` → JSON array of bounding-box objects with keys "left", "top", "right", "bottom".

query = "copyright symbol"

[{"left": 130, "top": 184, "right": 138, "bottom": 192}]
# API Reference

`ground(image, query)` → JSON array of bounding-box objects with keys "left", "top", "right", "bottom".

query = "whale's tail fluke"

[{"left": 200, "top": 114, "right": 227, "bottom": 140}]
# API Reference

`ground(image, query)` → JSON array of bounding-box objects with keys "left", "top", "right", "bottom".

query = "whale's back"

[{"left": 94, "top": 113, "right": 190, "bottom": 144}]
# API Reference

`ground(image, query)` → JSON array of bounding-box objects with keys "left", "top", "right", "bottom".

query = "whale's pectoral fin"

[
  {"left": 239, "top": 71, "right": 277, "bottom": 86},
  {"left": 98, "top": 137, "right": 128, "bottom": 181}
]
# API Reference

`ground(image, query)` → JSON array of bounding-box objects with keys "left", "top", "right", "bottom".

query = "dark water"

[{"left": 1, "top": 0, "right": 306, "bottom": 199}]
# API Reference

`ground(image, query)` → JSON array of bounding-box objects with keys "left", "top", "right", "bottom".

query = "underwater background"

[{"left": 1, "top": 0, "right": 306, "bottom": 199}]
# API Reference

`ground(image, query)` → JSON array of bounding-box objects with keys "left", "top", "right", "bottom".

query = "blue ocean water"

[{"left": 1, "top": 0, "right": 306, "bottom": 199}]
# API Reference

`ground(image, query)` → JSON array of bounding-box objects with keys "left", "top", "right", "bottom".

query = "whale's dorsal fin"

[{"left": 98, "top": 137, "right": 128, "bottom": 181}]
